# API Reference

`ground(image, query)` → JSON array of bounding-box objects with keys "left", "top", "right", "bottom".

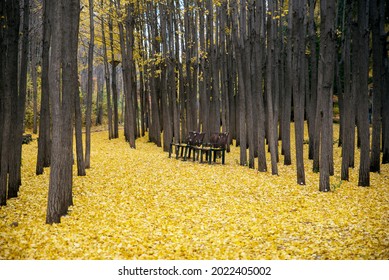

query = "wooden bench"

[
  {"left": 22, "top": 134, "right": 32, "bottom": 144},
  {"left": 195, "top": 132, "right": 229, "bottom": 164},
  {"left": 184, "top": 132, "right": 205, "bottom": 161},
  {"left": 169, "top": 131, "right": 198, "bottom": 159}
]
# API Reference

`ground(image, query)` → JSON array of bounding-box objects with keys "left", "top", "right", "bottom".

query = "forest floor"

[{"left": 0, "top": 126, "right": 388, "bottom": 260}]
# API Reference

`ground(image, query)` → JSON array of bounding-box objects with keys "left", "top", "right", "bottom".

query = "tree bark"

[
  {"left": 356, "top": 0, "right": 370, "bottom": 186},
  {"left": 36, "top": 0, "right": 52, "bottom": 175},
  {"left": 8, "top": 0, "right": 29, "bottom": 198},
  {"left": 318, "top": 0, "right": 336, "bottom": 192},
  {"left": 85, "top": 0, "right": 95, "bottom": 169},
  {"left": 369, "top": 0, "right": 384, "bottom": 172},
  {"left": 341, "top": 0, "right": 355, "bottom": 181},
  {"left": 292, "top": 0, "right": 305, "bottom": 184}
]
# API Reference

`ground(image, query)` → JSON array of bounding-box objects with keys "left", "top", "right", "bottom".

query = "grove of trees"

[{"left": 0, "top": 0, "right": 388, "bottom": 223}]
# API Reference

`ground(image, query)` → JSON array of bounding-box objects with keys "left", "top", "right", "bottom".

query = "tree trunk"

[
  {"left": 369, "top": 0, "right": 384, "bottom": 172},
  {"left": 231, "top": 1, "right": 247, "bottom": 166},
  {"left": 341, "top": 0, "right": 355, "bottom": 181},
  {"left": 307, "top": 0, "right": 318, "bottom": 161},
  {"left": 318, "top": 0, "right": 336, "bottom": 192},
  {"left": 292, "top": 0, "right": 305, "bottom": 184},
  {"left": 31, "top": 39, "right": 39, "bottom": 134},
  {"left": 146, "top": 2, "right": 161, "bottom": 147},
  {"left": 109, "top": 3, "right": 119, "bottom": 139},
  {"left": 255, "top": 0, "right": 267, "bottom": 172},
  {"left": 100, "top": 3, "right": 113, "bottom": 139},
  {"left": 36, "top": 0, "right": 51, "bottom": 175},
  {"left": 8, "top": 0, "right": 29, "bottom": 198},
  {"left": 356, "top": 0, "right": 370, "bottom": 187},
  {"left": 85, "top": 0, "right": 94, "bottom": 169},
  {"left": 266, "top": 0, "right": 279, "bottom": 175}
]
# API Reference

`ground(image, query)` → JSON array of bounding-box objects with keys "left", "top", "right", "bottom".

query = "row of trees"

[
  {"left": 1, "top": 0, "right": 388, "bottom": 223},
  {"left": 0, "top": 0, "right": 80, "bottom": 223},
  {"left": 81, "top": 0, "right": 387, "bottom": 191}
]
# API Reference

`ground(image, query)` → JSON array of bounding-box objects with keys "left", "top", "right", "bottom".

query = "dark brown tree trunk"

[
  {"left": 0, "top": 0, "right": 20, "bottom": 205},
  {"left": 307, "top": 0, "right": 318, "bottom": 161},
  {"left": 124, "top": 3, "right": 136, "bottom": 148},
  {"left": 292, "top": 0, "right": 305, "bottom": 184},
  {"left": 36, "top": 0, "right": 51, "bottom": 175},
  {"left": 341, "top": 0, "right": 355, "bottom": 181},
  {"left": 146, "top": 2, "right": 161, "bottom": 147},
  {"left": 266, "top": 0, "right": 279, "bottom": 175},
  {"left": 369, "top": 0, "right": 385, "bottom": 172},
  {"left": 318, "top": 0, "right": 336, "bottom": 192},
  {"left": 46, "top": 0, "right": 76, "bottom": 223},
  {"left": 244, "top": 0, "right": 255, "bottom": 169},
  {"left": 85, "top": 0, "right": 94, "bottom": 169},
  {"left": 8, "top": 0, "right": 29, "bottom": 198},
  {"left": 31, "top": 35, "right": 39, "bottom": 135},
  {"left": 356, "top": 0, "right": 370, "bottom": 187},
  {"left": 0, "top": 1, "right": 4, "bottom": 180},
  {"left": 159, "top": 2, "right": 172, "bottom": 152},
  {"left": 75, "top": 84, "right": 86, "bottom": 177},
  {"left": 100, "top": 2, "right": 113, "bottom": 139},
  {"left": 231, "top": 1, "right": 247, "bottom": 166},
  {"left": 255, "top": 0, "right": 267, "bottom": 172},
  {"left": 281, "top": 0, "right": 293, "bottom": 166},
  {"left": 96, "top": 67, "right": 104, "bottom": 126},
  {"left": 109, "top": 3, "right": 119, "bottom": 139}
]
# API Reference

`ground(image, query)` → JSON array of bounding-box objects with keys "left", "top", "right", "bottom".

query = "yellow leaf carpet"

[{"left": 1, "top": 129, "right": 388, "bottom": 259}]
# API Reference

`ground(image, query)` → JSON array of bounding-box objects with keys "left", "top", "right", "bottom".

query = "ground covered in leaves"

[{"left": 1, "top": 128, "right": 388, "bottom": 260}]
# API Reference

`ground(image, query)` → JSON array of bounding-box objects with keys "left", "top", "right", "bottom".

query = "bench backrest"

[
  {"left": 209, "top": 132, "right": 229, "bottom": 148},
  {"left": 193, "top": 132, "right": 205, "bottom": 146},
  {"left": 185, "top": 131, "right": 198, "bottom": 145}
]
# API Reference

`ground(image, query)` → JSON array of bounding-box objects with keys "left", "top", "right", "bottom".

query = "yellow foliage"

[{"left": 0, "top": 127, "right": 388, "bottom": 260}]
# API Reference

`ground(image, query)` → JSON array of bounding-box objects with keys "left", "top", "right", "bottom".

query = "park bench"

[
  {"left": 22, "top": 134, "right": 32, "bottom": 144},
  {"left": 195, "top": 132, "right": 229, "bottom": 164},
  {"left": 169, "top": 131, "right": 197, "bottom": 159},
  {"left": 184, "top": 132, "right": 205, "bottom": 161}
]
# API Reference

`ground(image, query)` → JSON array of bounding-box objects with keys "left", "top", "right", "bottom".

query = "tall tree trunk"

[
  {"left": 36, "top": 0, "right": 51, "bottom": 175},
  {"left": 159, "top": 2, "right": 172, "bottom": 152},
  {"left": 109, "top": 3, "right": 119, "bottom": 139},
  {"left": 146, "top": 2, "right": 161, "bottom": 146},
  {"left": 8, "top": 0, "right": 29, "bottom": 198},
  {"left": 356, "top": 0, "right": 370, "bottom": 186},
  {"left": 292, "top": 0, "right": 305, "bottom": 184},
  {"left": 318, "top": 0, "right": 336, "bottom": 192},
  {"left": 266, "top": 0, "right": 279, "bottom": 175},
  {"left": 341, "top": 0, "right": 355, "bottom": 180},
  {"left": 307, "top": 0, "right": 318, "bottom": 161},
  {"left": 75, "top": 85, "right": 86, "bottom": 176},
  {"left": 281, "top": 0, "right": 293, "bottom": 166},
  {"left": 96, "top": 67, "right": 104, "bottom": 126},
  {"left": 255, "top": 0, "right": 267, "bottom": 172},
  {"left": 31, "top": 39, "right": 39, "bottom": 134},
  {"left": 124, "top": 3, "right": 136, "bottom": 148},
  {"left": 100, "top": 4, "right": 113, "bottom": 139},
  {"left": 231, "top": 1, "right": 247, "bottom": 166},
  {"left": 85, "top": 0, "right": 94, "bottom": 169},
  {"left": 0, "top": 0, "right": 20, "bottom": 205},
  {"left": 369, "top": 0, "right": 384, "bottom": 172},
  {"left": 244, "top": 0, "right": 255, "bottom": 169}
]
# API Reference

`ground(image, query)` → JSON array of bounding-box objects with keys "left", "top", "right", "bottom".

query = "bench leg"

[
  {"left": 183, "top": 146, "right": 188, "bottom": 161},
  {"left": 222, "top": 150, "right": 225, "bottom": 164},
  {"left": 175, "top": 146, "right": 180, "bottom": 159},
  {"left": 169, "top": 143, "right": 173, "bottom": 158}
]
